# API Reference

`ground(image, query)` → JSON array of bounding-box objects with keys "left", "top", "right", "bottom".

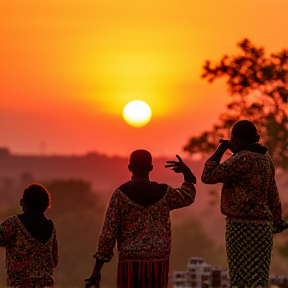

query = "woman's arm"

[
  {"left": 202, "top": 150, "right": 252, "bottom": 184},
  {"left": 267, "top": 163, "right": 286, "bottom": 233},
  {"left": 165, "top": 183, "right": 196, "bottom": 211},
  {"left": 201, "top": 142, "right": 230, "bottom": 184},
  {"left": 52, "top": 229, "right": 58, "bottom": 268},
  {"left": 206, "top": 141, "right": 231, "bottom": 163},
  {"left": 93, "top": 190, "right": 121, "bottom": 262},
  {"left": 165, "top": 155, "right": 196, "bottom": 210},
  {"left": 86, "top": 191, "right": 121, "bottom": 287}
]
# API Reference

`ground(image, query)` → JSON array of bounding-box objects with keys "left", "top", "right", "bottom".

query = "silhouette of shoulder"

[
  {"left": 17, "top": 213, "right": 54, "bottom": 243},
  {"left": 118, "top": 180, "right": 168, "bottom": 207}
]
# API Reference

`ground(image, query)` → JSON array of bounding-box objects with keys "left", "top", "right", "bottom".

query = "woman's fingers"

[
  {"left": 165, "top": 163, "right": 177, "bottom": 168},
  {"left": 176, "top": 155, "right": 183, "bottom": 162}
]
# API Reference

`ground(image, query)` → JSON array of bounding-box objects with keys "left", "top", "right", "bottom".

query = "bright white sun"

[{"left": 122, "top": 100, "right": 152, "bottom": 127}]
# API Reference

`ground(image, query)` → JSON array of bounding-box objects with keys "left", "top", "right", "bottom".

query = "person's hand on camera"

[
  {"left": 165, "top": 155, "right": 196, "bottom": 184},
  {"left": 219, "top": 139, "right": 233, "bottom": 152}
]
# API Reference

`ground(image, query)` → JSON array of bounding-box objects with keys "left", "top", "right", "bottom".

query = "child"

[
  {"left": 0, "top": 183, "right": 58, "bottom": 288},
  {"left": 85, "top": 150, "right": 196, "bottom": 288}
]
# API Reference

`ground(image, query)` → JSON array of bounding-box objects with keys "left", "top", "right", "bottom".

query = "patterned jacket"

[
  {"left": 202, "top": 150, "right": 282, "bottom": 227},
  {"left": 94, "top": 181, "right": 196, "bottom": 262}
]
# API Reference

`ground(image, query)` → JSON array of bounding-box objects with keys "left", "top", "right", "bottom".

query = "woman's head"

[
  {"left": 230, "top": 120, "right": 260, "bottom": 152},
  {"left": 21, "top": 183, "right": 51, "bottom": 213}
]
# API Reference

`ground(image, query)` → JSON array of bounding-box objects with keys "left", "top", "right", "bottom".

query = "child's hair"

[
  {"left": 22, "top": 183, "right": 51, "bottom": 213},
  {"left": 129, "top": 149, "right": 153, "bottom": 174}
]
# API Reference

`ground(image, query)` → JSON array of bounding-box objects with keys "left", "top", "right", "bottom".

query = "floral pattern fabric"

[
  {"left": 0, "top": 215, "right": 58, "bottom": 288},
  {"left": 201, "top": 150, "right": 282, "bottom": 226},
  {"left": 94, "top": 182, "right": 196, "bottom": 262}
]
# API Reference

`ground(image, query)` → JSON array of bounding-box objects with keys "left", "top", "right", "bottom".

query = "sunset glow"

[
  {"left": 0, "top": 0, "right": 287, "bottom": 156},
  {"left": 123, "top": 100, "right": 152, "bottom": 127}
]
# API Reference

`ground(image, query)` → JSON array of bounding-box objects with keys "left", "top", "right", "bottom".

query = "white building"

[
  {"left": 270, "top": 276, "right": 288, "bottom": 288},
  {"left": 173, "top": 257, "right": 230, "bottom": 288}
]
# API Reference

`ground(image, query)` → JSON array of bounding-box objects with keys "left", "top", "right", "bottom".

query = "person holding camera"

[{"left": 201, "top": 120, "right": 287, "bottom": 288}]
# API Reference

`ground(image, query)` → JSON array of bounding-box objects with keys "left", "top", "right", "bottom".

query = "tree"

[
  {"left": 44, "top": 179, "right": 107, "bottom": 287},
  {"left": 171, "top": 220, "right": 227, "bottom": 271},
  {"left": 184, "top": 39, "right": 288, "bottom": 170},
  {"left": 45, "top": 179, "right": 99, "bottom": 214}
]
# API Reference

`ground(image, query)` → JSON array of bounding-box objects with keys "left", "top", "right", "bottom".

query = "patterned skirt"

[
  {"left": 225, "top": 218, "right": 273, "bottom": 288},
  {"left": 117, "top": 259, "right": 170, "bottom": 288}
]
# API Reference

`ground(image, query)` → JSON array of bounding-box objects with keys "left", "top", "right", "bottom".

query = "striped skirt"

[
  {"left": 226, "top": 218, "right": 273, "bottom": 288},
  {"left": 117, "top": 259, "right": 170, "bottom": 288}
]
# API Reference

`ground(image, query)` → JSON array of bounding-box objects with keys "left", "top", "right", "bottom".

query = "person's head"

[
  {"left": 128, "top": 149, "right": 153, "bottom": 176},
  {"left": 230, "top": 120, "right": 260, "bottom": 152},
  {"left": 20, "top": 183, "right": 51, "bottom": 213}
]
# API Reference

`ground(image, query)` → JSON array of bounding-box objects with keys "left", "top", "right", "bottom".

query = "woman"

[
  {"left": 0, "top": 183, "right": 58, "bottom": 288},
  {"left": 201, "top": 120, "right": 287, "bottom": 288}
]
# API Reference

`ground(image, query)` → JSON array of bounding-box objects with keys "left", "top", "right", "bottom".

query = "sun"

[{"left": 122, "top": 100, "right": 152, "bottom": 127}]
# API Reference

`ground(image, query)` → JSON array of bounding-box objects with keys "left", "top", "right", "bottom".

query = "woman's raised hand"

[{"left": 165, "top": 155, "right": 196, "bottom": 184}]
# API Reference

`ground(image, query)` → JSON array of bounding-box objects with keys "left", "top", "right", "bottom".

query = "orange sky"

[{"left": 0, "top": 0, "right": 287, "bottom": 157}]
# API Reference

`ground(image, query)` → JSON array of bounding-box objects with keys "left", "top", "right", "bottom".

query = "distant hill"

[{"left": 0, "top": 147, "right": 206, "bottom": 191}]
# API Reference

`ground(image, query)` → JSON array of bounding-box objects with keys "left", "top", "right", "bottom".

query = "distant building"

[
  {"left": 172, "top": 257, "right": 229, "bottom": 288},
  {"left": 270, "top": 276, "right": 288, "bottom": 288},
  {"left": 172, "top": 257, "right": 288, "bottom": 288}
]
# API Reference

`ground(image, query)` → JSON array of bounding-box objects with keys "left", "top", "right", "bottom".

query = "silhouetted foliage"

[
  {"left": 45, "top": 179, "right": 105, "bottom": 287},
  {"left": 184, "top": 39, "right": 288, "bottom": 170},
  {"left": 46, "top": 179, "right": 99, "bottom": 215},
  {"left": 171, "top": 220, "right": 227, "bottom": 271}
]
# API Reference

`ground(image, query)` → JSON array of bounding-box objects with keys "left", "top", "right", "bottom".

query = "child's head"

[
  {"left": 128, "top": 149, "right": 153, "bottom": 176},
  {"left": 21, "top": 183, "right": 51, "bottom": 213}
]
